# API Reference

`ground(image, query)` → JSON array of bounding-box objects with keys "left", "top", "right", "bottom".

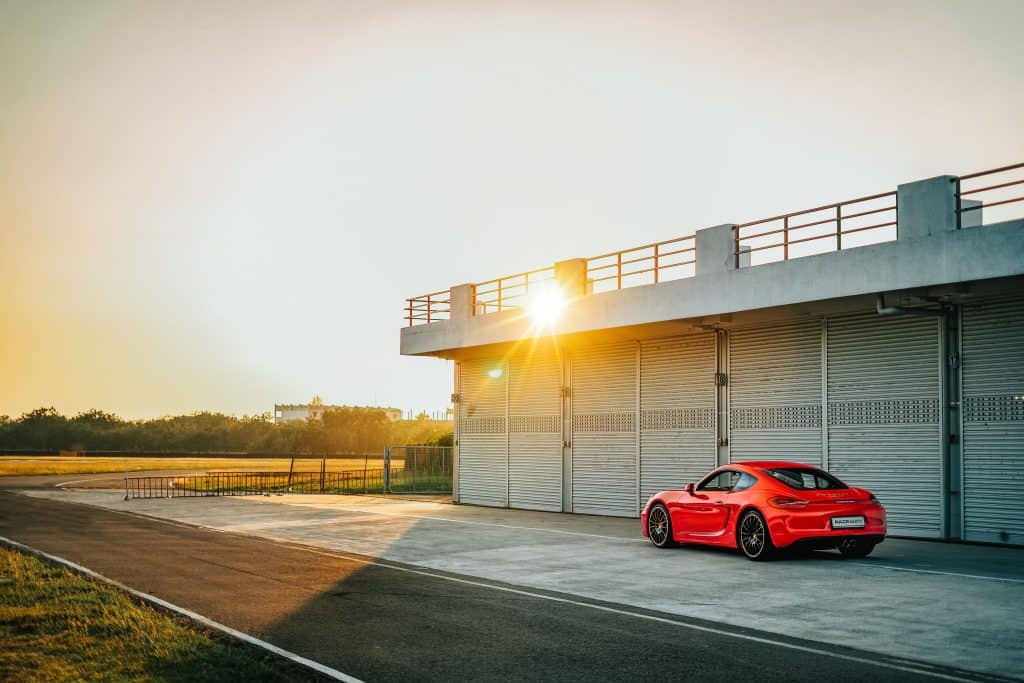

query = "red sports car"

[{"left": 641, "top": 460, "right": 886, "bottom": 560}]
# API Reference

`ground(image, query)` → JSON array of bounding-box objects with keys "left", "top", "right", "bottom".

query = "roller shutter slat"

[
  {"left": 962, "top": 297, "right": 1024, "bottom": 545},
  {"left": 458, "top": 357, "right": 507, "bottom": 507},
  {"left": 827, "top": 314, "right": 942, "bottom": 538},
  {"left": 640, "top": 334, "right": 717, "bottom": 499},
  {"left": 508, "top": 344, "right": 563, "bottom": 512},
  {"left": 572, "top": 341, "right": 637, "bottom": 517},
  {"left": 730, "top": 321, "right": 823, "bottom": 465}
]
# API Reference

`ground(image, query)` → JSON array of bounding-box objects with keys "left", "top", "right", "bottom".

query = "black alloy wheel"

[
  {"left": 647, "top": 504, "right": 675, "bottom": 548},
  {"left": 738, "top": 509, "right": 774, "bottom": 561}
]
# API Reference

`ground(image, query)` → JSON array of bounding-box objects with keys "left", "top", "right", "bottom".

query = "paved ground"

[
  {"left": 0, "top": 491, "right": 1008, "bottom": 683},
  {"left": 3, "top": 478, "right": 1023, "bottom": 681}
]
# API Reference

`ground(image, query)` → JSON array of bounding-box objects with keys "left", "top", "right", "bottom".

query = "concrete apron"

[{"left": 20, "top": 489, "right": 1024, "bottom": 680}]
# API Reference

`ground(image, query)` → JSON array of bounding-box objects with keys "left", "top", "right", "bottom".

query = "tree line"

[{"left": 0, "top": 407, "right": 453, "bottom": 455}]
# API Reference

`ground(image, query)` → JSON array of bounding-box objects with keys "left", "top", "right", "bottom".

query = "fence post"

[
  {"left": 384, "top": 446, "right": 391, "bottom": 493},
  {"left": 287, "top": 457, "right": 295, "bottom": 491},
  {"left": 320, "top": 457, "right": 326, "bottom": 493}
]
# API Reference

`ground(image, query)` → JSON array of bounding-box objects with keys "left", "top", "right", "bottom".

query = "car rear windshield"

[{"left": 767, "top": 468, "right": 848, "bottom": 490}]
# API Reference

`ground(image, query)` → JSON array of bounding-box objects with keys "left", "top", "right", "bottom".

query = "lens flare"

[{"left": 525, "top": 285, "right": 567, "bottom": 328}]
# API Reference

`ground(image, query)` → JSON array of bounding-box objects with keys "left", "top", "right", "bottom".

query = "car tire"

[
  {"left": 737, "top": 509, "right": 774, "bottom": 561},
  {"left": 646, "top": 504, "right": 675, "bottom": 548},
  {"left": 837, "top": 538, "right": 877, "bottom": 559}
]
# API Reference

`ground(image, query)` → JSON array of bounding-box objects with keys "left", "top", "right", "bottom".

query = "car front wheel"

[
  {"left": 647, "top": 504, "right": 675, "bottom": 548},
  {"left": 738, "top": 509, "right": 774, "bottom": 561}
]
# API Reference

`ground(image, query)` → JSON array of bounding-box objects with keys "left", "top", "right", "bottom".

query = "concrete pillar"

[
  {"left": 738, "top": 244, "right": 751, "bottom": 269},
  {"left": 896, "top": 175, "right": 958, "bottom": 239},
  {"left": 695, "top": 224, "right": 739, "bottom": 275},
  {"left": 960, "top": 198, "right": 983, "bottom": 229},
  {"left": 449, "top": 283, "right": 475, "bottom": 319},
  {"left": 555, "top": 258, "right": 587, "bottom": 300}
]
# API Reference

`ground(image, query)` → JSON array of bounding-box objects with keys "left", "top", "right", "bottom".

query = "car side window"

[
  {"left": 731, "top": 472, "right": 758, "bottom": 492},
  {"left": 697, "top": 470, "right": 741, "bottom": 492}
]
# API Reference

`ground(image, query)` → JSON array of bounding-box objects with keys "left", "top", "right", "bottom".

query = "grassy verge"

[
  {"left": 0, "top": 456, "right": 377, "bottom": 478},
  {"left": 0, "top": 546, "right": 309, "bottom": 682}
]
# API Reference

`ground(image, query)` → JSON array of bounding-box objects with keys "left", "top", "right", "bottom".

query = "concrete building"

[
  {"left": 400, "top": 165, "right": 1024, "bottom": 545},
  {"left": 274, "top": 404, "right": 403, "bottom": 423}
]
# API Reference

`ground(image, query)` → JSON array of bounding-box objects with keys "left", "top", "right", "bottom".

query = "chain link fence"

[{"left": 386, "top": 446, "right": 452, "bottom": 493}]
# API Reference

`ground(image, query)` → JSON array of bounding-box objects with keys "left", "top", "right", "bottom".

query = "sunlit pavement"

[{"left": 16, "top": 486, "right": 1024, "bottom": 680}]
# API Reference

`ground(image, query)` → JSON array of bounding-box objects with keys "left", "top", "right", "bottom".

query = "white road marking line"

[
  {"left": 861, "top": 563, "right": 1024, "bottom": 585},
  {"left": 55, "top": 477, "right": 116, "bottom": 488},
  {"left": 244, "top": 539, "right": 986, "bottom": 683},
  {"left": 245, "top": 498, "right": 647, "bottom": 543},
  {"left": 0, "top": 535, "right": 363, "bottom": 683}
]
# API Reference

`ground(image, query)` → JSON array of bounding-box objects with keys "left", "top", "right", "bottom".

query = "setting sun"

[{"left": 525, "top": 285, "right": 567, "bottom": 328}]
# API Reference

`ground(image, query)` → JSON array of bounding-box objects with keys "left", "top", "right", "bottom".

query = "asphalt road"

[
  {"left": 0, "top": 470, "right": 212, "bottom": 490},
  {"left": 0, "top": 491, "right": 1008, "bottom": 683}
]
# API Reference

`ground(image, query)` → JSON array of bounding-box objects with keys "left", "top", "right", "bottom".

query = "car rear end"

[{"left": 765, "top": 486, "right": 886, "bottom": 549}]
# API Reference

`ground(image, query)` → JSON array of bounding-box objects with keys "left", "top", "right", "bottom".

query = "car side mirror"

[{"left": 684, "top": 483, "right": 695, "bottom": 496}]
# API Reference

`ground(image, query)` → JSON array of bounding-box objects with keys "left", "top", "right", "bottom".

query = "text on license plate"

[{"left": 831, "top": 515, "right": 866, "bottom": 529}]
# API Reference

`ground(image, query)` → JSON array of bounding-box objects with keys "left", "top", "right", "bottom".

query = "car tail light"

[{"left": 768, "top": 496, "right": 809, "bottom": 509}]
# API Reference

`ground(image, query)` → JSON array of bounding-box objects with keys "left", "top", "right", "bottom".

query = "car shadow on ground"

[{"left": 669, "top": 541, "right": 852, "bottom": 563}]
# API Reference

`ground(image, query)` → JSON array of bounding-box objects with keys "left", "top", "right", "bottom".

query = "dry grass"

[
  {"left": 0, "top": 456, "right": 380, "bottom": 478},
  {"left": 0, "top": 546, "right": 304, "bottom": 682}
]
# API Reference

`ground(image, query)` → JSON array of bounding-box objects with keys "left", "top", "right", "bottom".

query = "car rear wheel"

[
  {"left": 738, "top": 509, "right": 774, "bottom": 561},
  {"left": 647, "top": 504, "right": 675, "bottom": 548},
  {"left": 837, "top": 537, "right": 877, "bottom": 558}
]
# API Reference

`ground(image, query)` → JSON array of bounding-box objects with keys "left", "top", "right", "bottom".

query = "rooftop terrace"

[{"left": 401, "top": 163, "right": 1024, "bottom": 357}]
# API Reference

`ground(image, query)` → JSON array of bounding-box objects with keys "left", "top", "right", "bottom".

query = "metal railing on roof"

[
  {"left": 403, "top": 162, "right": 1023, "bottom": 326},
  {"left": 405, "top": 290, "right": 450, "bottom": 326},
  {"left": 734, "top": 191, "right": 898, "bottom": 268},
  {"left": 957, "top": 162, "right": 1024, "bottom": 228},
  {"left": 586, "top": 234, "right": 696, "bottom": 294},
  {"left": 473, "top": 266, "right": 556, "bottom": 315}
]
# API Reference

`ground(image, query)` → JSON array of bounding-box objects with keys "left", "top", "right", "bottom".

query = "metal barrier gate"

[
  {"left": 124, "top": 469, "right": 385, "bottom": 500},
  {"left": 123, "top": 446, "right": 453, "bottom": 500}
]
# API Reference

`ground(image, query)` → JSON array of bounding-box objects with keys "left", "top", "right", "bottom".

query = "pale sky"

[{"left": 2, "top": 0, "right": 1023, "bottom": 419}]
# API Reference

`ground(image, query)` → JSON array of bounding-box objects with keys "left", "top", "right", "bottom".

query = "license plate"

[{"left": 832, "top": 515, "right": 865, "bottom": 529}]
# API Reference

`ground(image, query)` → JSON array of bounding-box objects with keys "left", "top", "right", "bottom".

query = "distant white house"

[{"left": 273, "top": 403, "right": 403, "bottom": 424}]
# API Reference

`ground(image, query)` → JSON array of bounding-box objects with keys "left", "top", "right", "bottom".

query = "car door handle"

[{"left": 712, "top": 501, "right": 726, "bottom": 506}]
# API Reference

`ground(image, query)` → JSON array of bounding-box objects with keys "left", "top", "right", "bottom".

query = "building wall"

[
  {"left": 275, "top": 407, "right": 316, "bottom": 423},
  {"left": 274, "top": 404, "right": 404, "bottom": 423},
  {"left": 436, "top": 173, "right": 1024, "bottom": 541},
  {"left": 454, "top": 293, "right": 1024, "bottom": 542}
]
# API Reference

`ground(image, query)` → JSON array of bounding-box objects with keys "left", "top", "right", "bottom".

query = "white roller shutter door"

[
  {"left": 730, "top": 321, "right": 823, "bottom": 465},
  {"left": 640, "top": 334, "right": 717, "bottom": 500},
  {"left": 827, "top": 314, "right": 943, "bottom": 538},
  {"left": 571, "top": 341, "right": 638, "bottom": 517},
  {"left": 508, "top": 343, "right": 563, "bottom": 511},
  {"left": 962, "top": 297, "right": 1024, "bottom": 545},
  {"left": 457, "top": 357, "right": 507, "bottom": 507}
]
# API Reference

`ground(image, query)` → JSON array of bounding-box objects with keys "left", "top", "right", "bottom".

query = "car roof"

[{"left": 730, "top": 460, "right": 819, "bottom": 471}]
